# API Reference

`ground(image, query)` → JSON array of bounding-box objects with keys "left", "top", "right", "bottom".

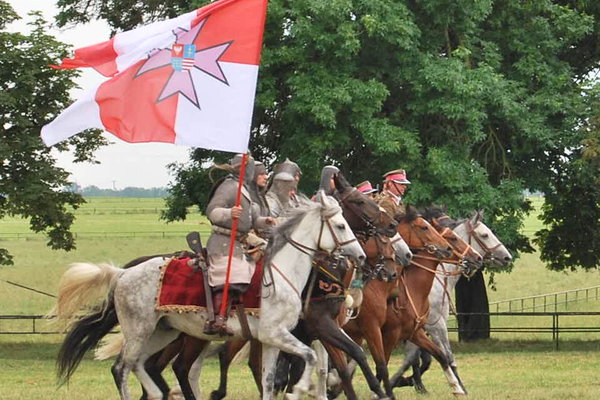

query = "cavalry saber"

[
  {"left": 220, "top": 152, "right": 249, "bottom": 318},
  {"left": 186, "top": 232, "right": 214, "bottom": 321}
]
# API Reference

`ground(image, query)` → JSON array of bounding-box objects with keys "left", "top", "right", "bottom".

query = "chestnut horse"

[
  {"left": 372, "top": 208, "right": 483, "bottom": 397},
  {"left": 339, "top": 206, "right": 455, "bottom": 399},
  {"left": 391, "top": 207, "right": 511, "bottom": 394}
]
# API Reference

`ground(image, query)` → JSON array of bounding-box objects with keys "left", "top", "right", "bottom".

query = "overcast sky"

[{"left": 8, "top": 0, "right": 191, "bottom": 189}]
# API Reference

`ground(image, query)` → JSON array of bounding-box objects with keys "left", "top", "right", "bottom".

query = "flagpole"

[{"left": 219, "top": 152, "right": 249, "bottom": 318}]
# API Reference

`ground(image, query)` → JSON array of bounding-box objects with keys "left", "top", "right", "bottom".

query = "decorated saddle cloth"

[{"left": 156, "top": 256, "right": 262, "bottom": 313}]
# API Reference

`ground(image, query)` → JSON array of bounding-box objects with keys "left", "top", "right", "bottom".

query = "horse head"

[
  {"left": 360, "top": 234, "right": 401, "bottom": 282},
  {"left": 423, "top": 206, "right": 483, "bottom": 278},
  {"left": 334, "top": 173, "right": 397, "bottom": 237},
  {"left": 396, "top": 205, "right": 453, "bottom": 259},
  {"left": 458, "top": 210, "right": 513, "bottom": 268},
  {"left": 315, "top": 190, "right": 366, "bottom": 265}
]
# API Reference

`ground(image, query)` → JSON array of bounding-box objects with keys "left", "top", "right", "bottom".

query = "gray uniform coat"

[{"left": 205, "top": 176, "right": 269, "bottom": 287}]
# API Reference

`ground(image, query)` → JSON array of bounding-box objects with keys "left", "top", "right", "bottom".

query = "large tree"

[
  {"left": 0, "top": 2, "right": 106, "bottom": 265},
  {"left": 56, "top": 0, "right": 600, "bottom": 339}
]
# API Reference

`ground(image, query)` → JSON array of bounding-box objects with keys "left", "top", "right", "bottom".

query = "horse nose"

[
  {"left": 504, "top": 255, "right": 513, "bottom": 262},
  {"left": 406, "top": 252, "right": 413, "bottom": 261},
  {"left": 477, "top": 255, "right": 483, "bottom": 262},
  {"left": 389, "top": 271, "right": 398, "bottom": 281},
  {"left": 357, "top": 254, "right": 366, "bottom": 265}
]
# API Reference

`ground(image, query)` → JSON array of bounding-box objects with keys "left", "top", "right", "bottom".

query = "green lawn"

[
  {"left": 1, "top": 197, "right": 599, "bottom": 399},
  {"left": 0, "top": 335, "right": 599, "bottom": 400}
]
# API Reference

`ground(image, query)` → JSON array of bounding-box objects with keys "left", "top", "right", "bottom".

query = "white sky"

[{"left": 7, "top": 0, "right": 190, "bottom": 189}]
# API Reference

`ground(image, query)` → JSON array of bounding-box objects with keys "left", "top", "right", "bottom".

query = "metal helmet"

[
  {"left": 319, "top": 165, "right": 340, "bottom": 195},
  {"left": 273, "top": 158, "right": 302, "bottom": 183},
  {"left": 230, "top": 154, "right": 255, "bottom": 185}
]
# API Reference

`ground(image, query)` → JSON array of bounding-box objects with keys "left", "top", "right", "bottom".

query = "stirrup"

[{"left": 213, "top": 315, "right": 234, "bottom": 337}]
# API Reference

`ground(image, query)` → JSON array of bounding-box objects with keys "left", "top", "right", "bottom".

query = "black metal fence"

[{"left": 2, "top": 312, "right": 599, "bottom": 350}]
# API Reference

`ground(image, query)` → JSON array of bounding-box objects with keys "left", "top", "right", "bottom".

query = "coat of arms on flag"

[
  {"left": 171, "top": 44, "right": 197, "bottom": 71},
  {"left": 42, "top": 0, "right": 268, "bottom": 154}
]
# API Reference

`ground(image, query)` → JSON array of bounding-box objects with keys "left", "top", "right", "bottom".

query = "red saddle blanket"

[{"left": 156, "top": 257, "right": 262, "bottom": 313}]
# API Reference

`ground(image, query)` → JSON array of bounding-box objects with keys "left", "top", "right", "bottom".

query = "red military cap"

[
  {"left": 355, "top": 180, "right": 378, "bottom": 194},
  {"left": 383, "top": 169, "right": 410, "bottom": 184}
]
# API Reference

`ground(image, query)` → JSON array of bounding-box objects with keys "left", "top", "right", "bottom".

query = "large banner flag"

[{"left": 41, "top": 0, "right": 268, "bottom": 153}]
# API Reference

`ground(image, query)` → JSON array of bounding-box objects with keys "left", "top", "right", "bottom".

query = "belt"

[{"left": 211, "top": 226, "right": 248, "bottom": 241}]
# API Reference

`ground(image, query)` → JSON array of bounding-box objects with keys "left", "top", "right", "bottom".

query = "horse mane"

[
  {"left": 421, "top": 205, "right": 460, "bottom": 228},
  {"left": 396, "top": 204, "right": 421, "bottom": 223},
  {"left": 265, "top": 194, "right": 340, "bottom": 263},
  {"left": 333, "top": 172, "right": 352, "bottom": 193}
]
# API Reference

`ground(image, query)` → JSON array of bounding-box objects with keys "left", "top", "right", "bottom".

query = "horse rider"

[
  {"left": 251, "top": 160, "right": 270, "bottom": 220},
  {"left": 204, "top": 154, "right": 275, "bottom": 335},
  {"left": 266, "top": 158, "right": 302, "bottom": 217},
  {"left": 377, "top": 168, "right": 411, "bottom": 218},
  {"left": 318, "top": 165, "right": 340, "bottom": 197},
  {"left": 355, "top": 180, "right": 379, "bottom": 199}
]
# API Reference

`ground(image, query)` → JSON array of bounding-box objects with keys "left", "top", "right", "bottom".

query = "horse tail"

[
  {"left": 56, "top": 295, "right": 118, "bottom": 385},
  {"left": 50, "top": 262, "right": 123, "bottom": 324},
  {"left": 94, "top": 332, "right": 125, "bottom": 360}
]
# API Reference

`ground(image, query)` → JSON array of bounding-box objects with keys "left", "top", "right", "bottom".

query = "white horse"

[
  {"left": 55, "top": 191, "right": 366, "bottom": 400},
  {"left": 390, "top": 210, "right": 512, "bottom": 393}
]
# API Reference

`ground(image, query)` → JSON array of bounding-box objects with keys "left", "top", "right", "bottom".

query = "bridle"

[
  {"left": 338, "top": 188, "right": 381, "bottom": 237},
  {"left": 283, "top": 209, "right": 358, "bottom": 257},
  {"left": 464, "top": 219, "right": 503, "bottom": 263},
  {"left": 357, "top": 233, "right": 397, "bottom": 282}
]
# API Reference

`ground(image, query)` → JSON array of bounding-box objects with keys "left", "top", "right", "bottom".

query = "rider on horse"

[
  {"left": 204, "top": 154, "right": 275, "bottom": 336},
  {"left": 266, "top": 158, "right": 302, "bottom": 217},
  {"left": 377, "top": 169, "right": 411, "bottom": 218},
  {"left": 355, "top": 180, "right": 379, "bottom": 198}
]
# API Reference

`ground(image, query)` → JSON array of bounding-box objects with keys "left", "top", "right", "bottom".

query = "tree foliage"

[
  {"left": 56, "top": 0, "right": 600, "bottom": 272},
  {"left": 0, "top": 2, "right": 106, "bottom": 265}
]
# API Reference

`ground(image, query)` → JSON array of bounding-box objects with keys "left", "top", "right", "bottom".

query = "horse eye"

[
  {"left": 337, "top": 224, "right": 346, "bottom": 230},
  {"left": 482, "top": 233, "right": 489, "bottom": 238},
  {"left": 421, "top": 226, "right": 428, "bottom": 231},
  {"left": 450, "top": 237, "right": 457, "bottom": 242}
]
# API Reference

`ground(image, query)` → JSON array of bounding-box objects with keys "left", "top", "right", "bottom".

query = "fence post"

[{"left": 554, "top": 314, "right": 559, "bottom": 350}]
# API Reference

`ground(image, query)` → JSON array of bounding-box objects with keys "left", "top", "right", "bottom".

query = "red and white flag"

[{"left": 42, "top": 0, "right": 267, "bottom": 153}]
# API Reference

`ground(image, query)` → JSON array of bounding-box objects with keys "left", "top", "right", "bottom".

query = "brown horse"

[
  {"left": 339, "top": 206, "right": 454, "bottom": 399},
  {"left": 375, "top": 208, "right": 483, "bottom": 397}
]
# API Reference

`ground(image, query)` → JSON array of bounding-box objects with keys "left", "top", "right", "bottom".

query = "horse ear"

[{"left": 471, "top": 210, "right": 483, "bottom": 224}]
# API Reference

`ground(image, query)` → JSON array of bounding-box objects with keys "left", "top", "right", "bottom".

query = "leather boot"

[{"left": 203, "top": 291, "right": 234, "bottom": 336}]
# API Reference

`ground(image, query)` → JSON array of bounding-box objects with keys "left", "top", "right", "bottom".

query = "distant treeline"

[{"left": 67, "top": 184, "right": 167, "bottom": 198}]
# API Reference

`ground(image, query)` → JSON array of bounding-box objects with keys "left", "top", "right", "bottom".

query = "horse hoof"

[
  {"left": 209, "top": 391, "right": 225, "bottom": 400},
  {"left": 453, "top": 392, "right": 468, "bottom": 397},
  {"left": 390, "top": 375, "right": 412, "bottom": 388}
]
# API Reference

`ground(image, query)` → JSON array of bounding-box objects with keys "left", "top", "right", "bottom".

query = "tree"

[
  {"left": 0, "top": 2, "right": 106, "bottom": 265},
  {"left": 56, "top": 0, "right": 600, "bottom": 339}
]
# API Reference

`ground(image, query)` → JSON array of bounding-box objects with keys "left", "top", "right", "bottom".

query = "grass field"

[{"left": 1, "top": 196, "right": 599, "bottom": 399}]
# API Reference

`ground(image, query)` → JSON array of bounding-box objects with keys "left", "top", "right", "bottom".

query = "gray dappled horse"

[
  {"left": 391, "top": 209, "right": 512, "bottom": 394},
  {"left": 55, "top": 192, "right": 365, "bottom": 400}
]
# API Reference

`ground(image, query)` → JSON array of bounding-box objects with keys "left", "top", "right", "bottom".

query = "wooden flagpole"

[{"left": 219, "top": 152, "right": 249, "bottom": 317}]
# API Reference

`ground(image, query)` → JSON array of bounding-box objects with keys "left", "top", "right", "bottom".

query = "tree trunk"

[{"left": 455, "top": 270, "right": 490, "bottom": 341}]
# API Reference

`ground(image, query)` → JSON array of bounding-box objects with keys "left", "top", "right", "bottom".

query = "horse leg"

[
  {"left": 313, "top": 341, "right": 329, "bottom": 400},
  {"left": 261, "top": 344, "right": 281, "bottom": 400},
  {"left": 144, "top": 335, "right": 184, "bottom": 400},
  {"left": 259, "top": 329, "right": 317, "bottom": 400},
  {"left": 210, "top": 339, "right": 248, "bottom": 400},
  {"left": 428, "top": 323, "right": 466, "bottom": 394},
  {"left": 248, "top": 339, "right": 263, "bottom": 396},
  {"left": 134, "top": 329, "right": 182, "bottom": 400},
  {"left": 172, "top": 336, "right": 210, "bottom": 400},
  {"left": 319, "top": 322, "right": 389, "bottom": 400},
  {"left": 410, "top": 329, "right": 465, "bottom": 396},
  {"left": 184, "top": 342, "right": 213, "bottom": 400},
  {"left": 389, "top": 341, "right": 418, "bottom": 389},
  {"left": 409, "top": 349, "right": 428, "bottom": 394},
  {"left": 362, "top": 324, "right": 395, "bottom": 399}
]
